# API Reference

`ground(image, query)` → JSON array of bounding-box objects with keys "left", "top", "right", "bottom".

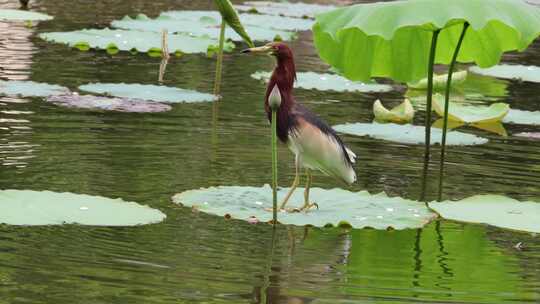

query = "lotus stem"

[
  {"left": 159, "top": 29, "right": 170, "bottom": 83},
  {"left": 438, "top": 23, "right": 469, "bottom": 202},
  {"left": 260, "top": 227, "right": 278, "bottom": 302},
  {"left": 420, "top": 29, "right": 440, "bottom": 202},
  {"left": 271, "top": 108, "right": 278, "bottom": 225},
  {"left": 213, "top": 20, "right": 226, "bottom": 97}
]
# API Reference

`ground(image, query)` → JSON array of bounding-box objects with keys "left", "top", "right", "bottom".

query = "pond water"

[{"left": 0, "top": 0, "right": 539, "bottom": 303}]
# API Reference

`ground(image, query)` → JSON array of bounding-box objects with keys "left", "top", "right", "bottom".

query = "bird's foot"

[{"left": 291, "top": 202, "right": 319, "bottom": 213}]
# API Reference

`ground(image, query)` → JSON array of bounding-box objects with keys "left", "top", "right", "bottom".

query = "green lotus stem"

[
  {"left": 438, "top": 23, "right": 469, "bottom": 202},
  {"left": 213, "top": 20, "right": 226, "bottom": 96},
  {"left": 420, "top": 29, "right": 441, "bottom": 202},
  {"left": 271, "top": 109, "right": 278, "bottom": 225}
]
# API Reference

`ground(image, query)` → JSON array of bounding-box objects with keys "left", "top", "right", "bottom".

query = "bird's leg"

[
  {"left": 299, "top": 169, "right": 318, "bottom": 212},
  {"left": 279, "top": 155, "right": 300, "bottom": 210}
]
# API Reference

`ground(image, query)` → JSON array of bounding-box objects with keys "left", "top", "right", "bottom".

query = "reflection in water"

[{"left": 0, "top": 0, "right": 538, "bottom": 303}]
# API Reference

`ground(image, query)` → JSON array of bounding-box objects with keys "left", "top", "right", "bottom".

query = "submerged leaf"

[
  {"left": 373, "top": 99, "right": 414, "bottom": 124},
  {"left": 0, "top": 9, "right": 53, "bottom": 21},
  {"left": 214, "top": 0, "right": 254, "bottom": 47},
  {"left": 429, "top": 195, "right": 540, "bottom": 233},
  {"left": 47, "top": 94, "right": 172, "bottom": 113},
  {"left": 115, "top": 13, "right": 296, "bottom": 42},
  {"left": 235, "top": 1, "right": 336, "bottom": 19},
  {"left": 78, "top": 83, "right": 218, "bottom": 103},
  {"left": 0, "top": 190, "right": 166, "bottom": 226},
  {"left": 172, "top": 185, "right": 436, "bottom": 229},
  {"left": 409, "top": 71, "right": 468, "bottom": 89},
  {"left": 39, "top": 28, "right": 234, "bottom": 55},
  {"left": 333, "top": 122, "right": 488, "bottom": 146},
  {"left": 503, "top": 109, "right": 540, "bottom": 125},
  {"left": 432, "top": 94, "right": 509, "bottom": 124},
  {"left": 470, "top": 64, "right": 540, "bottom": 83},
  {"left": 0, "top": 80, "right": 69, "bottom": 97},
  {"left": 251, "top": 71, "right": 392, "bottom": 92}
]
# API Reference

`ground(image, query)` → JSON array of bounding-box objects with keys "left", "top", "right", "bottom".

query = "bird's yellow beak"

[{"left": 241, "top": 45, "right": 273, "bottom": 54}]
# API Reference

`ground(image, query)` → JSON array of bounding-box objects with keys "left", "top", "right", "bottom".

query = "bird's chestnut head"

[{"left": 241, "top": 42, "right": 294, "bottom": 61}]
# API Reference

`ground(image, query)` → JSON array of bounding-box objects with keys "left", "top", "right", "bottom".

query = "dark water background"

[{"left": 0, "top": 0, "right": 539, "bottom": 303}]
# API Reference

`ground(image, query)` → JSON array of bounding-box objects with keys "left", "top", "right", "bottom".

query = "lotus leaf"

[
  {"left": 503, "top": 109, "right": 540, "bottom": 125},
  {"left": 0, "top": 9, "right": 52, "bottom": 21},
  {"left": 313, "top": 0, "right": 540, "bottom": 82},
  {"left": 234, "top": 1, "right": 336, "bottom": 19},
  {"left": 0, "top": 190, "right": 166, "bottom": 226},
  {"left": 251, "top": 71, "right": 392, "bottom": 93},
  {"left": 429, "top": 195, "right": 540, "bottom": 233},
  {"left": 39, "top": 28, "right": 234, "bottom": 55},
  {"left": 0, "top": 80, "right": 69, "bottom": 97},
  {"left": 172, "top": 185, "right": 436, "bottom": 229},
  {"left": 333, "top": 122, "right": 488, "bottom": 146},
  {"left": 373, "top": 99, "right": 414, "bottom": 124},
  {"left": 515, "top": 132, "right": 540, "bottom": 139},
  {"left": 47, "top": 94, "right": 172, "bottom": 113},
  {"left": 112, "top": 14, "right": 295, "bottom": 42},
  {"left": 213, "top": 0, "right": 254, "bottom": 47},
  {"left": 432, "top": 94, "right": 509, "bottom": 124},
  {"left": 409, "top": 71, "right": 468, "bottom": 89},
  {"left": 470, "top": 64, "right": 540, "bottom": 83},
  {"left": 78, "top": 83, "right": 217, "bottom": 103},
  {"left": 162, "top": 10, "right": 312, "bottom": 32}
]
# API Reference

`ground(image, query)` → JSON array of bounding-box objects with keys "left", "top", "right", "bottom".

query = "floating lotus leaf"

[
  {"left": 515, "top": 132, "right": 540, "bottom": 139},
  {"left": 433, "top": 119, "right": 508, "bottom": 137},
  {"left": 429, "top": 195, "right": 540, "bottom": 233},
  {"left": 251, "top": 71, "right": 392, "bottom": 93},
  {"left": 0, "top": 190, "right": 166, "bottom": 226},
  {"left": 470, "top": 64, "right": 540, "bottom": 83},
  {"left": 432, "top": 94, "right": 509, "bottom": 124},
  {"left": 39, "top": 28, "right": 234, "bottom": 55},
  {"left": 47, "top": 94, "right": 172, "bottom": 113},
  {"left": 0, "top": 9, "right": 53, "bottom": 21},
  {"left": 409, "top": 71, "right": 468, "bottom": 90},
  {"left": 503, "top": 109, "right": 540, "bottom": 125},
  {"left": 333, "top": 122, "right": 488, "bottom": 145},
  {"left": 162, "top": 11, "right": 313, "bottom": 32},
  {"left": 172, "top": 185, "right": 436, "bottom": 229},
  {"left": 234, "top": 1, "right": 336, "bottom": 19},
  {"left": 373, "top": 99, "right": 414, "bottom": 124},
  {"left": 0, "top": 80, "right": 69, "bottom": 97},
  {"left": 112, "top": 14, "right": 295, "bottom": 42},
  {"left": 78, "top": 83, "right": 217, "bottom": 103}
]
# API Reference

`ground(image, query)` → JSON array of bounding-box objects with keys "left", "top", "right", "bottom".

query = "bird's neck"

[
  {"left": 265, "top": 57, "right": 296, "bottom": 113},
  {"left": 265, "top": 57, "right": 296, "bottom": 142}
]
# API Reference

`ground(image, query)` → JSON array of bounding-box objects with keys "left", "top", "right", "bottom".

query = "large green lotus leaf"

[
  {"left": 213, "top": 0, "right": 254, "bottom": 47},
  {"left": 0, "top": 190, "right": 165, "bottom": 226},
  {"left": 313, "top": 0, "right": 540, "bottom": 82},
  {"left": 429, "top": 195, "right": 540, "bottom": 233},
  {"left": 234, "top": 1, "right": 336, "bottom": 19},
  {"left": 78, "top": 83, "right": 217, "bottom": 103},
  {"left": 432, "top": 94, "right": 509, "bottom": 124},
  {"left": 333, "top": 122, "right": 488, "bottom": 145},
  {"left": 0, "top": 9, "right": 53, "bottom": 21},
  {"left": 47, "top": 94, "right": 172, "bottom": 113},
  {"left": 251, "top": 71, "right": 392, "bottom": 93},
  {"left": 163, "top": 10, "right": 313, "bottom": 31},
  {"left": 39, "top": 28, "right": 234, "bottom": 55},
  {"left": 0, "top": 80, "right": 69, "bottom": 97},
  {"left": 503, "top": 109, "right": 540, "bottom": 125},
  {"left": 469, "top": 64, "right": 540, "bottom": 83},
  {"left": 408, "top": 70, "right": 468, "bottom": 90},
  {"left": 172, "top": 185, "right": 436, "bottom": 229},
  {"left": 112, "top": 14, "right": 295, "bottom": 42}
]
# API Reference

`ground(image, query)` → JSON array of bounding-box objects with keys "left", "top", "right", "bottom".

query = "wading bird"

[{"left": 242, "top": 42, "right": 356, "bottom": 211}]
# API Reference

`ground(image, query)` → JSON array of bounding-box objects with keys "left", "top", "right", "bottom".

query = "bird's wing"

[{"left": 289, "top": 104, "right": 356, "bottom": 184}]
